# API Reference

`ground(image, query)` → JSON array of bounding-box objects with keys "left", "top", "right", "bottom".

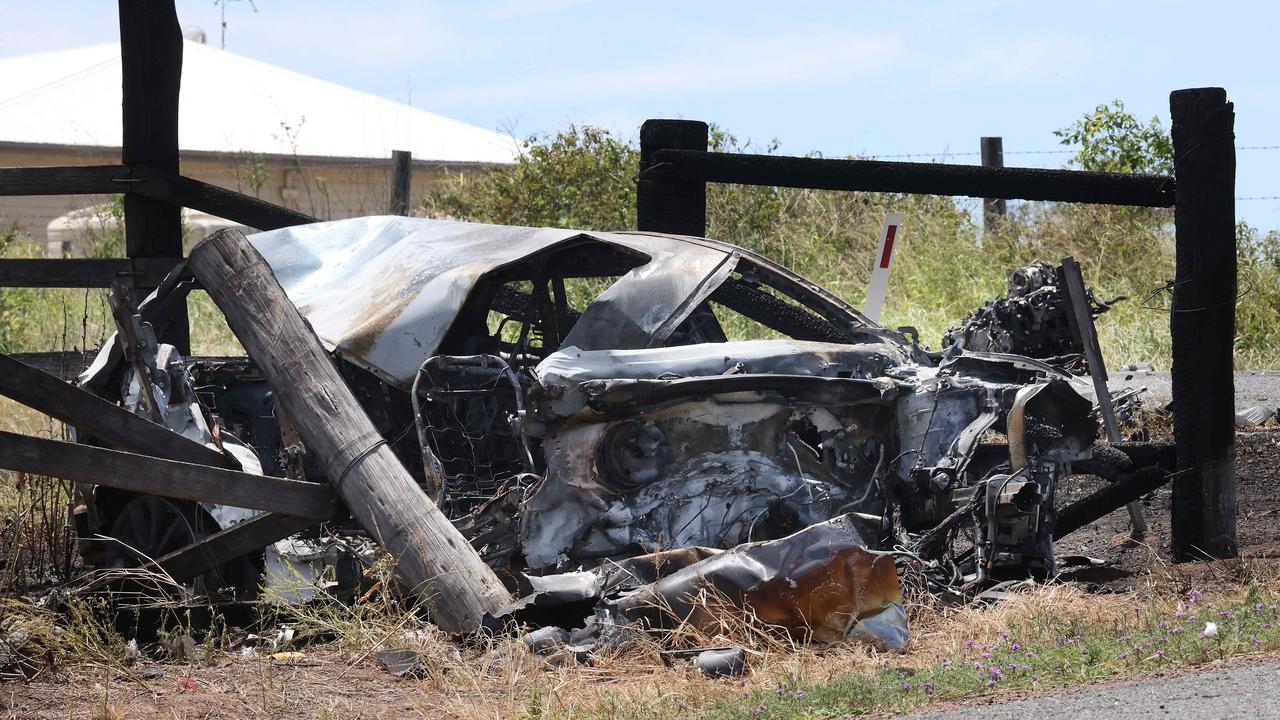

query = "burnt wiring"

[{"left": 1137, "top": 272, "right": 1255, "bottom": 313}]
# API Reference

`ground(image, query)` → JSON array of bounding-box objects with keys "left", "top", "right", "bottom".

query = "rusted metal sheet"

[{"left": 607, "top": 514, "right": 906, "bottom": 647}]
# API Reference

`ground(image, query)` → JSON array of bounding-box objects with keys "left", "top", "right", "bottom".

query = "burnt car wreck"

[{"left": 43, "top": 216, "right": 1166, "bottom": 651}]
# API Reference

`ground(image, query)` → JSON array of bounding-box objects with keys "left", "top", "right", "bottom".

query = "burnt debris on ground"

[{"left": 0, "top": 216, "right": 1206, "bottom": 667}]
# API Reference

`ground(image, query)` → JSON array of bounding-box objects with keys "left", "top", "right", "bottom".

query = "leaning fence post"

[
  {"left": 1168, "top": 86, "right": 1237, "bottom": 561},
  {"left": 188, "top": 229, "right": 512, "bottom": 632},
  {"left": 637, "top": 119, "right": 708, "bottom": 236}
]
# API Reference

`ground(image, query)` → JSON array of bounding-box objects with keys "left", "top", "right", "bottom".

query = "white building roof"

[{"left": 0, "top": 40, "right": 520, "bottom": 164}]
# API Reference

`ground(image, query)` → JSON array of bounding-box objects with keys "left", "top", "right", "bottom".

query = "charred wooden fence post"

[
  {"left": 637, "top": 120, "right": 708, "bottom": 236},
  {"left": 980, "top": 136, "right": 1006, "bottom": 229},
  {"left": 390, "top": 150, "right": 412, "bottom": 216},
  {"left": 1169, "top": 87, "right": 1238, "bottom": 561},
  {"left": 118, "top": 0, "right": 188, "bottom": 351},
  {"left": 188, "top": 229, "right": 511, "bottom": 632}
]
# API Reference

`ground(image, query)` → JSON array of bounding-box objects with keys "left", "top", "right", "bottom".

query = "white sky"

[{"left": 2, "top": 0, "right": 1277, "bottom": 230}]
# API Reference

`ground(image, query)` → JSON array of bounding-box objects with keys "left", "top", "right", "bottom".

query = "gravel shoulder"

[
  {"left": 1111, "top": 370, "right": 1280, "bottom": 413},
  {"left": 905, "top": 657, "right": 1280, "bottom": 719}
]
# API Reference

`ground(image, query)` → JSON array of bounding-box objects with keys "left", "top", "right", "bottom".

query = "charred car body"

[{"left": 78, "top": 217, "right": 1107, "bottom": 638}]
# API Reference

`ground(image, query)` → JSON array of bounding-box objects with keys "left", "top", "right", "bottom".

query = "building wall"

[{"left": 0, "top": 143, "right": 492, "bottom": 250}]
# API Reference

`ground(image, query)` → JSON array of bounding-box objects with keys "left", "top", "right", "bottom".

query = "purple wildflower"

[
  {"left": 989, "top": 667, "right": 1004, "bottom": 680},
  {"left": 923, "top": 682, "right": 936, "bottom": 695},
  {"left": 1010, "top": 642, "right": 1021, "bottom": 651},
  {"left": 902, "top": 682, "right": 912, "bottom": 691},
  {"left": 795, "top": 689, "right": 807, "bottom": 699},
  {"left": 981, "top": 652, "right": 992, "bottom": 660},
  {"left": 985, "top": 679, "right": 996, "bottom": 687},
  {"left": 1189, "top": 589, "right": 1202, "bottom": 604}
]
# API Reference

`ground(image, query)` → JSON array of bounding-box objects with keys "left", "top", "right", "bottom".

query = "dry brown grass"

[{"left": 6, "top": 558, "right": 1280, "bottom": 719}]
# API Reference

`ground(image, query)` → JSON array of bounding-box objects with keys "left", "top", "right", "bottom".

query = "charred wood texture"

[
  {"left": 0, "top": 431, "right": 332, "bottom": 518},
  {"left": 980, "top": 136, "right": 1006, "bottom": 224},
  {"left": 118, "top": 0, "right": 186, "bottom": 349},
  {"left": 638, "top": 120, "right": 709, "bottom": 236},
  {"left": 0, "top": 258, "right": 176, "bottom": 289},
  {"left": 1169, "top": 87, "right": 1238, "bottom": 561},
  {"left": 0, "top": 353, "right": 235, "bottom": 468},
  {"left": 649, "top": 149, "right": 1175, "bottom": 207},
  {"left": 150, "top": 512, "right": 317, "bottom": 583},
  {"left": 188, "top": 229, "right": 511, "bottom": 632},
  {"left": 1056, "top": 467, "right": 1169, "bottom": 540},
  {"left": 130, "top": 165, "right": 315, "bottom": 231},
  {"left": 0, "top": 165, "right": 128, "bottom": 195},
  {"left": 8, "top": 351, "right": 97, "bottom": 380},
  {"left": 390, "top": 150, "right": 412, "bottom": 215}
]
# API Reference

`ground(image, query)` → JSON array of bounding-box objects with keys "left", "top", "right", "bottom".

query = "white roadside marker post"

[{"left": 863, "top": 213, "right": 902, "bottom": 324}]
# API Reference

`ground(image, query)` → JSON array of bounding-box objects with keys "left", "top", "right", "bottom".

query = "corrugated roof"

[{"left": 0, "top": 40, "right": 520, "bottom": 163}]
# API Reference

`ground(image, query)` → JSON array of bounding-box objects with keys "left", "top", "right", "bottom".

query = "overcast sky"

[{"left": 2, "top": 0, "right": 1277, "bottom": 230}]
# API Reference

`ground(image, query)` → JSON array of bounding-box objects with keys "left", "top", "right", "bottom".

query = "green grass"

[{"left": 705, "top": 590, "right": 1279, "bottom": 719}]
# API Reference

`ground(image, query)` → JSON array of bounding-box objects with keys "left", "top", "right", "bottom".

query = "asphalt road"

[
  {"left": 905, "top": 661, "right": 1280, "bottom": 719},
  {"left": 1110, "top": 370, "right": 1280, "bottom": 414}
]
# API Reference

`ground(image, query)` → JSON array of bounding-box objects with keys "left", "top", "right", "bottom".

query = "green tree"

[
  {"left": 423, "top": 125, "right": 639, "bottom": 231},
  {"left": 1054, "top": 100, "right": 1174, "bottom": 175}
]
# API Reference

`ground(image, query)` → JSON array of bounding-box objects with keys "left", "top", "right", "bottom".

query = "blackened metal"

[
  {"left": 709, "top": 278, "right": 850, "bottom": 343},
  {"left": 943, "top": 261, "right": 1117, "bottom": 358},
  {"left": 580, "top": 373, "right": 893, "bottom": 414}
]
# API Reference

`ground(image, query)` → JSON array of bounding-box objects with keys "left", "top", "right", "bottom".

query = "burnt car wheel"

[{"left": 104, "top": 495, "right": 260, "bottom": 599}]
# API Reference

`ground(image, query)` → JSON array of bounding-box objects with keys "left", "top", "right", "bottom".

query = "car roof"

[{"left": 250, "top": 216, "right": 893, "bottom": 388}]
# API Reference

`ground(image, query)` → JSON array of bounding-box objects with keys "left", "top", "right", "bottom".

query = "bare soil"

[{"left": 1054, "top": 426, "right": 1280, "bottom": 591}]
